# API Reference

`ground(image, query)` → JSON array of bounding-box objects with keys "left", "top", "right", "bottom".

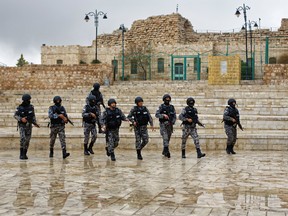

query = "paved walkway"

[{"left": 0, "top": 149, "right": 288, "bottom": 216}]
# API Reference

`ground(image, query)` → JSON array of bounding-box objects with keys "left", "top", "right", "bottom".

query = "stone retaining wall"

[
  {"left": 0, "top": 64, "right": 113, "bottom": 90},
  {"left": 208, "top": 55, "right": 241, "bottom": 85},
  {"left": 263, "top": 64, "right": 288, "bottom": 84}
]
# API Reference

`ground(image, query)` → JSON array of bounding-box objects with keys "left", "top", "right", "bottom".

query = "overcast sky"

[{"left": 0, "top": 0, "right": 287, "bottom": 66}]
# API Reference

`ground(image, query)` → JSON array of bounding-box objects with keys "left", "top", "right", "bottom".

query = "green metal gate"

[{"left": 170, "top": 55, "right": 201, "bottom": 80}]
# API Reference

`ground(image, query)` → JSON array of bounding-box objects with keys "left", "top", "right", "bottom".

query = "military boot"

[
  {"left": 164, "top": 147, "right": 171, "bottom": 158},
  {"left": 23, "top": 149, "right": 28, "bottom": 160},
  {"left": 88, "top": 143, "right": 94, "bottom": 154},
  {"left": 162, "top": 147, "right": 165, "bottom": 156},
  {"left": 196, "top": 148, "right": 206, "bottom": 158},
  {"left": 226, "top": 145, "right": 231, "bottom": 154},
  {"left": 49, "top": 148, "right": 54, "bottom": 158},
  {"left": 182, "top": 149, "right": 186, "bottom": 158},
  {"left": 230, "top": 145, "right": 236, "bottom": 154},
  {"left": 110, "top": 152, "right": 116, "bottom": 161},
  {"left": 105, "top": 147, "right": 111, "bottom": 156},
  {"left": 84, "top": 144, "right": 90, "bottom": 156},
  {"left": 62, "top": 148, "right": 70, "bottom": 159},
  {"left": 20, "top": 148, "right": 24, "bottom": 160},
  {"left": 137, "top": 149, "right": 143, "bottom": 160}
]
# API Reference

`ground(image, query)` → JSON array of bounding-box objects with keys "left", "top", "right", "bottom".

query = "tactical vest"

[
  {"left": 133, "top": 106, "right": 149, "bottom": 126},
  {"left": 159, "top": 104, "right": 175, "bottom": 123},
  {"left": 18, "top": 104, "right": 34, "bottom": 125},
  {"left": 224, "top": 106, "right": 240, "bottom": 126},
  {"left": 50, "top": 105, "right": 67, "bottom": 125},
  {"left": 83, "top": 105, "right": 98, "bottom": 124},
  {"left": 183, "top": 106, "right": 198, "bottom": 125},
  {"left": 106, "top": 108, "right": 122, "bottom": 129}
]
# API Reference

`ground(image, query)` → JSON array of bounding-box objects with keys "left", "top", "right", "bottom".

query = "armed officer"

[
  {"left": 155, "top": 94, "right": 176, "bottom": 158},
  {"left": 223, "top": 98, "right": 243, "bottom": 154},
  {"left": 100, "top": 98, "right": 128, "bottom": 161},
  {"left": 179, "top": 97, "right": 206, "bottom": 159},
  {"left": 14, "top": 94, "right": 40, "bottom": 160},
  {"left": 87, "top": 83, "right": 105, "bottom": 133},
  {"left": 48, "top": 96, "right": 70, "bottom": 159},
  {"left": 82, "top": 95, "right": 99, "bottom": 155},
  {"left": 127, "top": 96, "right": 154, "bottom": 160}
]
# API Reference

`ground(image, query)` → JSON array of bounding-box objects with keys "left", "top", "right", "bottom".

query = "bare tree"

[{"left": 124, "top": 42, "right": 153, "bottom": 80}]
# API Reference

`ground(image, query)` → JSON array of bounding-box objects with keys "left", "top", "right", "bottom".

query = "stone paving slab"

[{"left": 0, "top": 150, "right": 288, "bottom": 215}]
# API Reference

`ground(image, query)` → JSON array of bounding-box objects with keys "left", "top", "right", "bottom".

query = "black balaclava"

[
  {"left": 188, "top": 101, "right": 194, "bottom": 107},
  {"left": 164, "top": 98, "right": 170, "bottom": 105},
  {"left": 22, "top": 100, "right": 31, "bottom": 106}
]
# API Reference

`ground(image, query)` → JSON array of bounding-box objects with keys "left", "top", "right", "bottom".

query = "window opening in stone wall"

[
  {"left": 56, "top": 59, "right": 63, "bottom": 65},
  {"left": 269, "top": 57, "right": 277, "bottom": 64},
  {"left": 157, "top": 58, "right": 164, "bottom": 73},
  {"left": 131, "top": 60, "right": 138, "bottom": 74}
]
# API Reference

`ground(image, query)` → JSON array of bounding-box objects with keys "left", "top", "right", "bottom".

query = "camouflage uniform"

[
  {"left": 14, "top": 102, "right": 38, "bottom": 159},
  {"left": 127, "top": 106, "right": 153, "bottom": 150},
  {"left": 48, "top": 105, "right": 68, "bottom": 150},
  {"left": 100, "top": 107, "right": 127, "bottom": 160},
  {"left": 178, "top": 97, "right": 206, "bottom": 159},
  {"left": 82, "top": 103, "right": 99, "bottom": 155},
  {"left": 155, "top": 103, "right": 176, "bottom": 157},
  {"left": 179, "top": 107, "right": 201, "bottom": 150},
  {"left": 223, "top": 105, "right": 240, "bottom": 153},
  {"left": 86, "top": 84, "right": 105, "bottom": 132}
]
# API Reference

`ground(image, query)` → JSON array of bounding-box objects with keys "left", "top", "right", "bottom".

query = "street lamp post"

[
  {"left": 85, "top": 10, "right": 107, "bottom": 63},
  {"left": 248, "top": 20, "right": 258, "bottom": 79},
  {"left": 119, "top": 24, "right": 126, "bottom": 81},
  {"left": 235, "top": 4, "right": 250, "bottom": 80},
  {"left": 258, "top": 18, "right": 263, "bottom": 75}
]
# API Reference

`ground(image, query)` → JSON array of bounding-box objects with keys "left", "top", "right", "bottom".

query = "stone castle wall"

[
  {"left": 279, "top": 18, "right": 288, "bottom": 31},
  {"left": 0, "top": 64, "right": 112, "bottom": 90},
  {"left": 41, "top": 13, "right": 288, "bottom": 81}
]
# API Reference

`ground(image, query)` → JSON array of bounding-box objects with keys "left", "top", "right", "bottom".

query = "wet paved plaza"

[{"left": 1, "top": 149, "right": 288, "bottom": 216}]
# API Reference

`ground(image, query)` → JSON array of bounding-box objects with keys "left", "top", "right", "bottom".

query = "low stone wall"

[
  {"left": 263, "top": 64, "right": 288, "bottom": 85},
  {"left": 208, "top": 55, "right": 241, "bottom": 85},
  {"left": 0, "top": 64, "right": 113, "bottom": 90}
]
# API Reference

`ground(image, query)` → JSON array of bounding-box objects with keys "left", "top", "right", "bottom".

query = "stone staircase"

[{"left": 0, "top": 81, "right": 288, "bottom": 151}]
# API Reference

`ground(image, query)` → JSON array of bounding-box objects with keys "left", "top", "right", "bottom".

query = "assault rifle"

[
  {"left": 23, "top": 112, "right": 40, "bottom": 128},
  {"left": 197, "top": 120, "right": 205, "bottom": 128},
  {"left": 236, "top": 121, "right": 243, "bottom": 131},
  {"left": 25, "top": 117, "right": 40, "bottom": 128},
  {"left": 54, "top": 107, "right": 74, "bottom": 126}
]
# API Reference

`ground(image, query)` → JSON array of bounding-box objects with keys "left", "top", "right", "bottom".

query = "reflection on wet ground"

[{"left": 0, "top": 150, "right": 288, "bottom": 215}]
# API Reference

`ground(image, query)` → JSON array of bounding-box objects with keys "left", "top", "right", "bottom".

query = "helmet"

[
  {"left": 186, "top": 97, "right": 195, "bottom": 105},
  {"left": 162, "top": 94, "right": 171, "bottom": 101},
  {"left": 88, "top": 95, "right": 96, "bottom": 102},
  {"left": 135, "top": 96, "right": 143, "bottom": 104},
  {"left": 22, "top": 94, "right": 31, "bottom": 101},
  {"left": 228, "top": 98, "right": 236, "bottom": 106},
  {"left": 108, "top": 98, "right": 117, "bottom": 106},
  {"left": 93, "top": 83, "right": 100, "bottom": 90},
  {"left": 88, "top": 95, "right": 96, "bottom": 104},
  {"left": 53, "top": 96, "right": 62, "bottom": 103}
]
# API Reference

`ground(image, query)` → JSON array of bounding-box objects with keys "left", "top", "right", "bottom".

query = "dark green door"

[{"left": 174, "top": 63, "right": 184, "bottom": 80}]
